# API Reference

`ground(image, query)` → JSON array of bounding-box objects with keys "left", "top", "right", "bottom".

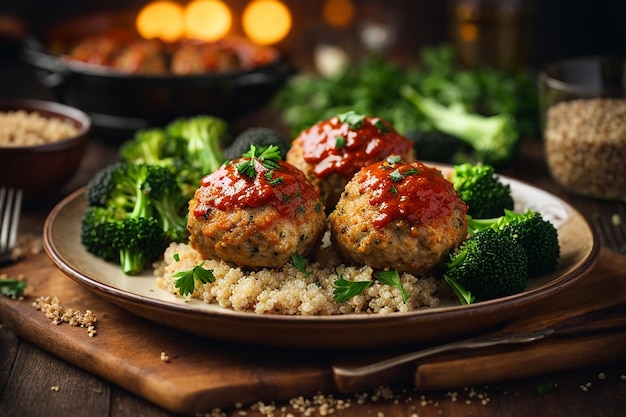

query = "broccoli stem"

[{"left": 401, "top": 85, "right": 519, "bottom": 167}]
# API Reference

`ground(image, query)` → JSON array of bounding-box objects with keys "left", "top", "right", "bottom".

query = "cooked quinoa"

[
  {"left": 154, "top": 237, "right": 442, "bottom": 315},
  {"left": 0, "top": 109, "right": 79, "bottom": 147}
]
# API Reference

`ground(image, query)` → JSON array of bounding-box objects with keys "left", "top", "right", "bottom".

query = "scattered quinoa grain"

[
  {"left": 598, "top": 372, "right": 606, "bottom": 380},
  {"left": 50, "top": 386, "right": 60, "bottom": 392},
  {"left": 32, "top": 296, "right": 97, "bottom": 336},
  {"left": 160, "top": 352, "right": 170, "bottom": 362}
]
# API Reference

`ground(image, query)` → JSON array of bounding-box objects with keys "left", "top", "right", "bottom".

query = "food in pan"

[{"left": 56, "top": 30, "right": 278, "bottom": 75}]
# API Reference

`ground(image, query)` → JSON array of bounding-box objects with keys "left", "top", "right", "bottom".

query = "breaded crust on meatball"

[
  {"left": 188, "top": 149, "right": 326, "bottom": 269},
  {"left": 329, "top": 157, "right": 468, "bottom": 275},
  {"left": 286, "top": 112, "right": 415, "bottom": 210}
]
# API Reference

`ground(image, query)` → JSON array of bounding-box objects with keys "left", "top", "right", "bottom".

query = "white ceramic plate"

[{"left": 43, "top": 167, "right": 599, "bottom": 349}]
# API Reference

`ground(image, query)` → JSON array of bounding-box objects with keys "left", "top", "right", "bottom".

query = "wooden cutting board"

[{"left": 1, "top": 249, "right": 625, "bottom": 416}]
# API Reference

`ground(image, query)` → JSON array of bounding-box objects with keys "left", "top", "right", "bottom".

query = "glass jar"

[{"left": 538, "top": 56, "right": 626, "bottom": 201}]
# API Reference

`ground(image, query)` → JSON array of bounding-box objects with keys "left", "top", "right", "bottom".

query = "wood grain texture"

[{"left": 1, "top": 249, "right": 625, "bottom": 416}]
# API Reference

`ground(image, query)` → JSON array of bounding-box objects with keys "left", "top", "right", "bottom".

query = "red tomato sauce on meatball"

[
  {"left": 297, "top": 113, "right": 414, "bottom": 178},
  {"left": 194, "top": 159, "right": 321, "bottom": 218},
  {"left": 358, "top": 158, "right": 466, "bottom": 230}
]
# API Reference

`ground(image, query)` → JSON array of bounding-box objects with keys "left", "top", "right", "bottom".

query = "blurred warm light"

[
  {"left": 136, "top": 1, "right": 185, "bottom": 42},
  {"left": 322, "top": 0, "right": 355, "bottom": 28},
  {"left": 184, "top": 0, "right": 232, "bottom": 41},
  {"left": 242, "top": 0, "right": 292, "bottom": 45},
  {"left": 460, "top": 23, "right": 478, "bottom": 42}
]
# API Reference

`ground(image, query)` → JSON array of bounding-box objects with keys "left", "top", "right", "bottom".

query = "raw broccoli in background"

[
  {"left": 443, "top": 226, "right": 529, "bottom": 304},
  {"left": 272, "top": 44, "right": 538, "bottom": 167},
  {"left": 448, "top": 163, "right": 514, "bottom": 219},
  {"left": 468, "top": 209, "right": 560, "bottom": 277},
  {"left": 401, "top": 85, "right": 520, "bottom": 168}
]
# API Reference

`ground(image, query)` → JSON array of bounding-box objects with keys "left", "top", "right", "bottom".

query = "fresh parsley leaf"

[
  {"left": 377, "top": 270, "right": 409, "bottom": 303},
  {"left": 337, "top": 111, "right": 366, "bottom": 129},
  {"left": 386, "top": 155, "right": 402, "bottom": 165},
  {"left": 374, "top": 119, "right": 391, "bottom": 133},
  {"left": 290, "top": 253, "right": 313, "bottom": 277},
  {"left": 390, "top": 185, "right": 398, "bottom": 195},
  {"left": 265, "top": 170, "right": 284, "bottom": 186},
  {"left": 173, "top": 262, "right": 215, "bottom": 296},
  {"left": 335, "top": 135, "right": 346, "bottom": 148},
  {"left": 389, "top": 168, "right": 404, "bottom": 182},
  {"left": 173, "top": 253, "right": 180, "bottom": 262},
  {"left": 333, "top": 275, "right": 372, "bottom": 303},
  {"left": 237, "top": 145, "right": 283, "bottom": 178},
  {"left": 0, "top": 279, "right": 26, "bottom": 298}
]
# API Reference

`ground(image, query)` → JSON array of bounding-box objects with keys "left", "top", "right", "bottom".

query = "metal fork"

[
  {"left": 594, "top": 213, "right": 626, "bottom": 254},
  {"left": 0, "top": 187, "right": 23, "bottom": 266}
]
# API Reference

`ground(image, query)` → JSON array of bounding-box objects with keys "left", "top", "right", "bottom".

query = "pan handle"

[
  {"left": 20, "top": 36, "right": 72, "bottom": 90},
  {"left": 232, "top": 63, "right": 297, "bottom": 88}
]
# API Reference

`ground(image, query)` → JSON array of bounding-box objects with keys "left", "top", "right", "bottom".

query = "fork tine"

[{"left": 0, "top": 188, "right": 22, "bottom": 254}]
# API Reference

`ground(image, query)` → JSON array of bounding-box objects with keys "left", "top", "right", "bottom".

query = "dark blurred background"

[{"left": 0, "top": 0, "right": 626, "bottom": 69}]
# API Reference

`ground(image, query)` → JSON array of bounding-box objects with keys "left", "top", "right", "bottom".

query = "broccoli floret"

[
  {"left": 401, "top": 85, "right": 520, "bottom": 168},
  {"left": 141, "top": 164, "right": 189, "bottom": 242},
  {"left": 82, "top": 162, "right": 188, "bottom": 273},
  {"left": 468, "top": 209, "right": 560, "bottom": 277},
  {"left": 165, "top": 115, "right": 229, "bottom": 175},
  {"left": 119, "top": 128, "right": 177, "bottom": 167},
  {"left": 223, "top": 127, "right": 290, "bottom": 161},
  {"left": 80, "top": 206, "right": 122, "bottom": 262},
  {"left": 448, "top": 163, "right": 514, "bottom": 219},
  {"left": 443, "top": 227, "right": 528, "bottom": 304},
  {"left": 81, "top": 206, "right": 166, "bottom": 274},
  {"left": 110, "top": 216, "right": 166, "bottom": 275}
]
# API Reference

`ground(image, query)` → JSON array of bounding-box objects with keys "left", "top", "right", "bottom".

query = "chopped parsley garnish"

[
  {"left": 173, "top": 262, "right": 215, "bottom": 296},
  {"left": 337, "top": 111, "right": 366, "bottom": 129},
  {"left": 0, "top": 278, "right": 26, "bottom": 298},
  {"left": 265, "top": 170, "right": 284, "bottom": 186},
  {"left": 374, "top": 119, "right": 391, "bottom": 133},
  {"left": 335, "top": 135, "right": 346, "bottom": 148},
  {"left": 377, "top": 270, "right": 409, "bottom": 303},
  {"left": 389, "top": 166, "right": 419, "bottom": 182},
  {"left": 390, "top": 185, "right": 398, "bottom": 195},
  {"left": 389, "top": 168, "right": 404, "bottom": 182},
  {"left": 236, "top": 145, "right": 282, "bottom": 178},
  {"left": 386, "top": 155, "right": 402, "bottom": 165},
  {"left": 333, "top": 275, "right": 373, "bottom": 303},
  {"left": 290, "top": 253, "right": 313, "bottom": 277}
]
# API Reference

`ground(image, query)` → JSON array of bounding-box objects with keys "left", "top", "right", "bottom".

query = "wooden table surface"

[{"left": 1, "top": 60, "right": 625, "bottom": 416}]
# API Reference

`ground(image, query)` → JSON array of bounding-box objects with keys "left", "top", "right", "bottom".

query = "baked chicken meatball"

[
  {"left": 286, "top": 111, "right": 415, "bottom": 210},
  {"left": 187, "top": 147, "right": 326, "bottom": 269},
  {"left": 329, "top": 156, "right": 468, "bottom": 275}
]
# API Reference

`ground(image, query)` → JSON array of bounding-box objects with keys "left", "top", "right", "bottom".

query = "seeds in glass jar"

[{"left": 544, "top": 98, "right": 626, "bottom": 200}]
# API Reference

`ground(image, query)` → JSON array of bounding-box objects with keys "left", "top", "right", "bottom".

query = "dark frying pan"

[{"left": 20, "top": 9, "right": 295, "bottom": 134}]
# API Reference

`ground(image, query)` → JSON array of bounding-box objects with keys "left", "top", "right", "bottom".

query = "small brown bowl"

[{"left": 0, "top": 98, "right": 91, "bottom": 204}]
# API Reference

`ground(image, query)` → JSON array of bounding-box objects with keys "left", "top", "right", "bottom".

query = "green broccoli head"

[
  {"left": 450, "top": 163, "right": 514, "bottom": 219},
  {"left": 141, "top": 164, "right": 190, "bottom": 242},
  {"left": 401, "top": 85, "right": 520, "bottom": 168},
  {"left": 81, "top": 206, "right": 122, "bottom": 262},
  {"left": 469, "top": 209, "right": 560, "bottom": 277},
  {"left": 110, "top": 216, "right": 167, "bottom": 275},
  {"left": 444, "top": 227, "right": 528, "bottom": 304},
  {"left": 165, "top": 115, "right": 228, "bottom": 175},
  {"left": 119, "top": 128, "right": 170, "bottom": 166}
]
